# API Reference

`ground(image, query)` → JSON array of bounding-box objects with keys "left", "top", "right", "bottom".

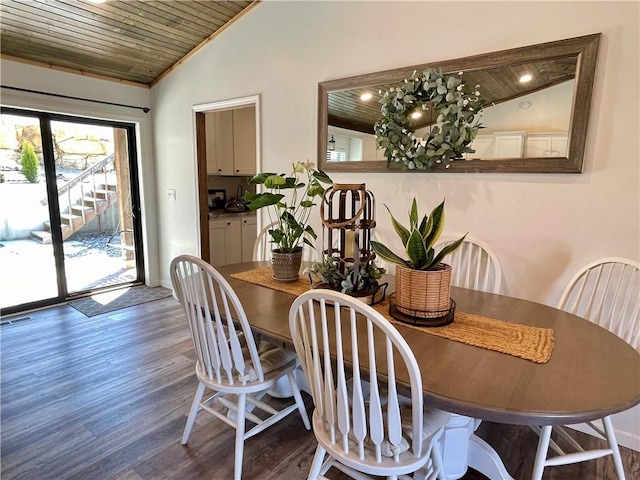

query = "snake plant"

[{"left": 371, "top": 199, "right": 466, "bottom": 270}]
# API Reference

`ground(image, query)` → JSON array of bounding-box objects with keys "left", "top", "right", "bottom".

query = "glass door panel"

[
  {"left": 0, "top": 113, "right": 59, "bottom": 308},
  {"left": 50, "top": 121, "right": 138, "bottom": 294}
]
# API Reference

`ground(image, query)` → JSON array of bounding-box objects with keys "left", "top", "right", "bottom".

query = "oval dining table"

[{"left": 217, "top": 262, "right": 640, "bottom": 479}]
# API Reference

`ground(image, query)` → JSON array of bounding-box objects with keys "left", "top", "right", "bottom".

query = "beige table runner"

[{"left": 231, "top": 267, "right": 554, "bottom": 363}]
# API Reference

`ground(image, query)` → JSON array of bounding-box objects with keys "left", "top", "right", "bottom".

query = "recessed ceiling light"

[
  {"left": 410, "top": 111, "right": 422, "bottom": 120},
  {"left": 86, "top": 0, "right": 107, "bottom": 3},
  {"left": 360, "top": 92, "right": 373, "bottom": 101},
  {"left": 519, "top": 101, "right": 532, "bottom": 110},
  {"left": 519, "top": 74, "right": 533, "bottom": 83}
]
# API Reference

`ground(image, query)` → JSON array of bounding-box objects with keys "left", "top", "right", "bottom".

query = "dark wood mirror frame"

[{"left": 318, "top": 34, "right": 600, "bottom": 174}]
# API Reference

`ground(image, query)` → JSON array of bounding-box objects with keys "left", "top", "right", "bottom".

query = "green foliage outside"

[{"left": 20, "top": 140, "right": 39, "bottom": 183}]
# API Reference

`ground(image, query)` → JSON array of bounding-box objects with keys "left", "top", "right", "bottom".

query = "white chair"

[
  {"left": 252, "top": 221, "right": 278, "bottom": 261},
  {"left": 253, "top": 220, "right": 317, "bottom": 262},
  {"left": 435, "top": 235, "right": 502, "bottom": 294},
  {"left": 170, "top": 254, "right": 310, "bottom": 480},
  {"left": 531, "top": 257, "right": 639, "bottom": 480},
  {"left": 289, "top": 289, "right": 450, "bottom": 480}
]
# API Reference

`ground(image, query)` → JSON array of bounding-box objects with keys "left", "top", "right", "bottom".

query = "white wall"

[
  {"left": 150, "top": 0, "right": 639, "bottom": 448},
  {"left": 0, "top": 59, "right": 161, "bottom": 286},
  {"left": 151, "top": 0, "right": 639, "bottom": 303}
]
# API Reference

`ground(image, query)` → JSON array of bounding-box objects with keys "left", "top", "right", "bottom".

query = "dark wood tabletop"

[{"left": 218, "top": 262, "right": 640, "bottom": 426}]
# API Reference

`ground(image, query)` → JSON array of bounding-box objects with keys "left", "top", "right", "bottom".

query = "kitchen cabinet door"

[
  {"left": 209, "top": 218, "right": 241, "bottom": 266},
  {"left": 241, "top": 216, "right": 257, "bottom": 262},
  {"left": 524, "top": 133, "right": 568, "bottom": 157},
  {"left": 206, "top": 110, "right": 234, "bottom": 175},
  {"left": 232, "top": 107, "right": 256, "bottom": 175},
  {"left": 494, "top": 132, "right": 525, "bottom": 158}
]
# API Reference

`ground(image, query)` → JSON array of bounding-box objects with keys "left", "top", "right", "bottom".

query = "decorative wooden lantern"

[{"left": 316, "top": 184, "right": 385, "bottom": 302}]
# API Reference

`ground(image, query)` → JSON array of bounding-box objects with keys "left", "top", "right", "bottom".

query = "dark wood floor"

[{"left": 1, "top": 297, "right": 638, "bottom": 480}]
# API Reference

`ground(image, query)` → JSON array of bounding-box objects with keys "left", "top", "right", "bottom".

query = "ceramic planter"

[{"left": 271, "top": 248, "right": 303, "bottom": 282}]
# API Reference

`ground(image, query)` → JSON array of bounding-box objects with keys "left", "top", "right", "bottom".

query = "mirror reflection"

[{"left": 318, "top": 34, "right": 600, "bottom": 173}]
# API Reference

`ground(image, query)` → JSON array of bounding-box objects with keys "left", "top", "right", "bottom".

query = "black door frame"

[{"left": 1, "top": 107, "right": 145, "bottom": 315}]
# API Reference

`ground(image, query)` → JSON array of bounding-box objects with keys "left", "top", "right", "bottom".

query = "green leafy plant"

[
  {"left": 340, "top": 262, "right": 386, "bottom": 294},
  {"left": 370, "top": 198, "right": 466, "bottom": 270},
  {"left": 307, "top": 256, "right": 345, "bottom": 289},
  {"left": 20, "top": 140, "right": 39, "bottom": 183},
  {"left": 246, "top": 161, "right": 333, "bottom": 253},
  {"left": 374, "top": 68, "right": 485, "bottom": 170},
  {"left": 307, "top": 255, "right": 385, "bottom": 294}
]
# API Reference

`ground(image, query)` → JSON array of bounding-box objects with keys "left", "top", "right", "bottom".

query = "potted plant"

[
  {"left": 245, "top": 160, "right": 333, "bottom": 281},
  {"left": 306, "top": 256, "right": 386, "bottom": 303},
  {"left": 370, "top": 198, "right": 466, "bottom": 319}
]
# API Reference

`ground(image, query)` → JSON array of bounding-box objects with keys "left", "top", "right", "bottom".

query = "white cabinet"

[
  {"left": 241, "top": 216, "right": 257, "bottom": 262},
  {"left": 206, "top": 110, "right": 234, "bottom": 175},
  {"left": 209, "top": 218, "right": 241, "bottom": 267},
  {"left": 205, "top": 106, "right": 256, "bottom": 176},
  {"left": 493, "top": 132, "right": 525, "bottom": 158},
  {"left": 209, "top": 216, "right": 257, "bottom": 266},
  {"left": 232, "top": 107, "right": 257, "bottom": 176},
  {"left": 466, "top": 131, "right": 531, "bottom": 159},
  {"left": 524, "top": 133, "right": 568, "bottom": 157},
  {"left": 466, "top": 136, "right": 495, "bottom": 159}
]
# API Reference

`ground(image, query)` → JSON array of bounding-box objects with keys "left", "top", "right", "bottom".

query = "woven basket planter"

[
  {"left": 271, "top": 248, "right": 303, "bottom": 282},
  {"left": 395, "top": 263, "right": 452, "bottom": 318}
]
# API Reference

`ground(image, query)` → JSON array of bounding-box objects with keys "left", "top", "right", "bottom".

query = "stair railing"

[
  {"left": 40, "top": 153, "right": 115, "bottom": 207},
  {"left": 40, "top": 153, "right": 116, "bottom": 237}
]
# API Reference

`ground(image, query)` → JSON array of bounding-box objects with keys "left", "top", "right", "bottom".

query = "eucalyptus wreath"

[{"left": 374, "top": 68, "right": 485, "bottom": 170}]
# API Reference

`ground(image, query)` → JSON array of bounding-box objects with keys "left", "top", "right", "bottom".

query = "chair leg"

[
  {"left": 532, "top": 425, "right": 552, "bottom": 480},
  {"left": 308, "top": 444, "right": 327, "bottom": 480},
  {"left": 288, "top": 371, "right": 311, "bottom": 429},
  {"left": 602, "top": 416, "right": 626, "bottom": 480},
  {"left": 181, "top": 382, "right": 206, "bottom": 444},
  {"left": 233, "top": 392, "right": 248, "bottom": 480}
]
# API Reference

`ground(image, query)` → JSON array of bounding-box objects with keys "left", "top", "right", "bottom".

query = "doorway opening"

[{"left": 192, "top": 95, "right": 261, "bottom": 264}]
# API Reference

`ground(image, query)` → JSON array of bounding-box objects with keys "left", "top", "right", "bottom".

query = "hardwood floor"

[{"left": 1, "top": 297, "right": 638, "bottom": 480}]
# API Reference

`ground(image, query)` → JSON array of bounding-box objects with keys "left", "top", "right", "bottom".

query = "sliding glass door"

[{"left": 0, "top": 108, "right": 144, "bottom": 315}]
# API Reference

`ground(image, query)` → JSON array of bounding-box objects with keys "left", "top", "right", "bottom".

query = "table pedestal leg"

[
  {"left": 468, "top": 434, "right": 514, "bottom": 480},
  {"left": 268, "top": 365, "right": 310, "bottom": 397},
  {"left": 440, "top": 414, "right": 514, "bottom": 480}
]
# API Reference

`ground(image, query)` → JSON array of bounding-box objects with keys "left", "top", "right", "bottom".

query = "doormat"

[{"left": 69, "top": 286, "right": 174, "bottom": 317}]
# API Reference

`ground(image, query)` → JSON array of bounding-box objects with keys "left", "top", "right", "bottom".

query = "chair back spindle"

[
  {"left": 436, "top": 235, "right": 502, "bottom": 294},
  {"left": 558, "top": 257, "right": 640, "bottom": 350}
]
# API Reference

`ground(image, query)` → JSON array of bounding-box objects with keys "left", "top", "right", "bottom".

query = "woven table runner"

[{"left": 230, "top": 267, "right": 554, "bottom": 363}]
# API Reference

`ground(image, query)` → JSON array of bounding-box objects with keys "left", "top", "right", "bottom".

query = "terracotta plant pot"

[
  {"left": 271, "top": 248, "right": 303, "bottom": 282},
  {"left": 395, "top": 263, "right": 451, "bottom": 318}
]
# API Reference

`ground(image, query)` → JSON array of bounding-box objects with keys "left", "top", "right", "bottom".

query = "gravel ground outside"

[
  {"left": 64, "top": 232, "right": 123, "bottom": 258},
  {"left": 0, "top": 232, "right": 136, "bottom": 310}
]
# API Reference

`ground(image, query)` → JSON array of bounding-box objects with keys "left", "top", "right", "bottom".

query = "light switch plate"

[{"left": 167, "top": 189, "right": 176, "bottom": 201}]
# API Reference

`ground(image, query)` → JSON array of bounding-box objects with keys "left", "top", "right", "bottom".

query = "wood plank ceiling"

[{"left": 0, "top": 0, "right": 258, "bottom": 86}]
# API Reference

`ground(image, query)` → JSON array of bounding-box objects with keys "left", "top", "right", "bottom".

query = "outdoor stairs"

[{"left": 30, "top": 155, "right": 118, "bottom": 244}]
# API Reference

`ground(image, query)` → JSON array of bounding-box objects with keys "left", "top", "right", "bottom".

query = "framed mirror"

[{"left": 318, "top": 34, "right": 600, "bottom": 173}]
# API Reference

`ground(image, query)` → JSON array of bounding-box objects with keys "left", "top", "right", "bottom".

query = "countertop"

[{"left": 207, "top": 210, "right": 256, "bottom": 220}]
